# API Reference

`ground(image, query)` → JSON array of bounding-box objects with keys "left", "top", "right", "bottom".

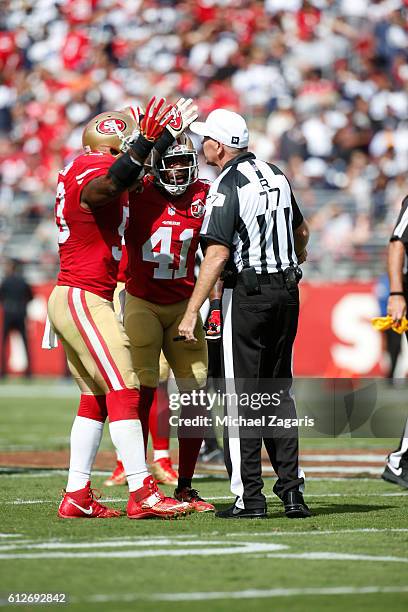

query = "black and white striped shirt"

[
  {"left": 390, "top": 194, "right": 408, "bottom": 275},
  {"left": 200, "top": 152, "right": 303, "bottom": 274}
]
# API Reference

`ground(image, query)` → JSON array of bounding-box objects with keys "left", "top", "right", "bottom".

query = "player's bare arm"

[
  {"left": 178, "top": 242, "right": 229, "bottom": 342},
  {"left": 208, "top": 277, "right": 223, "bottom": 302},
  {"left": 294, "top": 219, "right": 310, "bottom": 264},
  {"left": 387, "top": 239, "right": 406, "bottom": 323}
]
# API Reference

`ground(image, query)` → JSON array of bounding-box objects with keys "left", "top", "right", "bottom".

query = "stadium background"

[
  {"left": 0, "top": 2, "right": 408, "bottom": 610},
  {"left": 1, "top": 0, "right": 407, "bottom": 377}
]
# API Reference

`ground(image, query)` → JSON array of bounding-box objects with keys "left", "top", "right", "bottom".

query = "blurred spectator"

[
  {"left": 0, "top": 259, "right": 33, "bottom": 377},
  {"left": 0, "top": 0, "right": 406, "bottom": 281}
]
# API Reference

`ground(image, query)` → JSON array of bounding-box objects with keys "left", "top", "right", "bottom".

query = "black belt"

[
  {"left": 223, "top": 266, "right": 302, "bottom": 293},
  {"left": 236, "top": 271, "right": 283, "bottom": 285}
]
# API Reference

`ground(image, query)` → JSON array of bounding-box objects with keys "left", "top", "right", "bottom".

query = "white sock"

[
  {"left": 66, "top": 416, "right": 104, "bottom": 492},
  {"left": 116, "top": 450, "right": 122, "bottom": 463},
  {"left": 109, "top": 419, "right": 149, "bottom": 492},
  {"left": 153, "top": 449, "right": 170, "bottom": 461}
]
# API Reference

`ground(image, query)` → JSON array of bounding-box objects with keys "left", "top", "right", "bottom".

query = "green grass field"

[{"left": 1, "top": 380, "right": 408, "bottom": 611}]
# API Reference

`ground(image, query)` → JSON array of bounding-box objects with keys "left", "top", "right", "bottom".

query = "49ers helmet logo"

[
  {"left": 168, "top": 107, "right": 182, "bottom": 131},
  {"left": 191, "top": 199, "right": 205, "bottom": 218},
  {"left": 97, "top": 118, "right": 127, "bottom": 134}
]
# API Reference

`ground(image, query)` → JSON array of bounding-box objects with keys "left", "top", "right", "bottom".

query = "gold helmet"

[
  {"left": 153, "top": 134, "right": 198, "bottom": 196},
  {"left": 82, "top": 110, "right": 138, "bottom": 156}
]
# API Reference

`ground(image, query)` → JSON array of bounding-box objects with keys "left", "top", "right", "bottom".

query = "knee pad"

[
  {"left": 106, "top": 388, "right": 139, "bottom": 422},
  {"left": 77, "top": 394, "right": 107, "bottom": 423}
]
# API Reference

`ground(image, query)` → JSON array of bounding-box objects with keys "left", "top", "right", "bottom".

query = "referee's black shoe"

[
  {"left": 283, "top": 490, "right": 311, "bottom": 518},
  {"left": 215, "top": 504, "right": 267, "bottom": 519},
  {"left": 381, "top": 464, "right": 408, "bottom": 489}
]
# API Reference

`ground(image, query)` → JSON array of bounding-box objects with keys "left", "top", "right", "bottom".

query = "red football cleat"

[
  {"left": 58, "top": 482, "right": 123, "bottom": 519},
  {"left": 150, "top": 457, "right": 178, "bottom": 485},
  {"left": 127, "top": 476, "right": 190, "bottom": 519},
  {"left": 103, "top": 460, "right": 127, "bottom": 487},
  {"left": 174, "top": 486, "right": 215, "bottom": 513}
]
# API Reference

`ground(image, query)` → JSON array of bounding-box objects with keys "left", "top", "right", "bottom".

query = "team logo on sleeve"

[
  {"left": 97, "top": 118, "right": 127, "bottom": 134},
  {"left": 191, "top": 199, "right": 205, "bottom": 218}
]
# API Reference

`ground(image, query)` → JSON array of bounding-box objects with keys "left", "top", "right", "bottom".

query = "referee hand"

[
  {"left": 178, "top": 311, "right": 198, "bottom": 343},
  {"left": 387, "top": 295, "right": 406, "bottom": 324}
]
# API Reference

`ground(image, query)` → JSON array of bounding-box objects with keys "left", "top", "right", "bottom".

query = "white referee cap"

[{"left": 190, "top": 109, "right": 249, "bottom": 149}]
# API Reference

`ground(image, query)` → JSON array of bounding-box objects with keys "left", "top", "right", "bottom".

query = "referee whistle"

[{"left": 173, "top": 335, "right": 186, "bottom": 342}]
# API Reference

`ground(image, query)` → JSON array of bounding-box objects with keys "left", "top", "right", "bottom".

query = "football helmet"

[
  {"left": 82, "top": 111, "right": 139, "bottom": 156},
  {"left": 153, "top": 134, "right": 198, "bottom": 196}
]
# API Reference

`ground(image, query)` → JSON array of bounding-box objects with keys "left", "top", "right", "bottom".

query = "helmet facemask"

[{"left": 154, "top": 137, "right": 198, "bottom": 196}]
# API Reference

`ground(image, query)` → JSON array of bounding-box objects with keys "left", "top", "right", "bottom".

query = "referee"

[
  {"left": 381, "top": 194, "right": 408, "bottom": 489},
  {"left": 178, "top": 108, "right": 311, "bottom": 518}
]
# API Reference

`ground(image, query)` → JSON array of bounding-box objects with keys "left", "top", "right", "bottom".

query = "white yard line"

[
  {"left": 222, "top": 528, "right": 408, "bottom": 537},
  {"left": 0, "top": 541, "right": 287, "bottom": 560},
  {"left": 64, "top": 586, "right": 408, "bottom": 604},
  {"left": 2, "top": 531, "right": 408, "bottom": 561},
  {"left": 199, "top": 464, "right": 383, "bottom": 474},
  {"left": 0, "top": 469, "right": 383, "bottom": 481},
  {"left": 300, "top": 455, "right": 385, "bottom": 462},
  {"left": 2, "top": 491, "right": 406, "bottom": 506},
  {"left": 0, "top": 385, "right": 78, "bottom": 398},
  {"left": 263, "top": 552, "right": 408, "bottom": 562}
]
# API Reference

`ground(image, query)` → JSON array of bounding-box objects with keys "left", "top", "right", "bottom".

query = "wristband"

[
  {"left": 108, "top": 152, "right": 144, "bottom": 189},
  {"left": 209, "top": 299, "right": 221, "bottom": 310},
  {"left": 153, "top": 128, "right": 175, "bottom": 157},
  {"left": 129, "top": 134, "right": 155, "bottom": 160},
  {"left": 389, "top": 292, "right": 405, "bottom": 297}
]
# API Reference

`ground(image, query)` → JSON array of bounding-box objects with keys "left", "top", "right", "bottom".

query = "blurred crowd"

[{"left": 0, "top": 0, "right": 407, "bottom": 281}]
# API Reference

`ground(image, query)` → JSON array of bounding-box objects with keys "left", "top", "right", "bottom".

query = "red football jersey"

[
  {"left": 125, "top": 178, "right": 209, "bottom": 304},
  {"left": 56, "top": 152, "right": 128, "bottom": 301},
  {"left": 117, "top": 244, "right": 128, "bottom": 283}
]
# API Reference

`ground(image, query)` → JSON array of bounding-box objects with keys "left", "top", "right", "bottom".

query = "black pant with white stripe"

[
  {"left": 387, "top": 415, "right": 408, "bottom": 471},
  {"left": 221, "top": 273, "right": 304, "bottom": 510}
]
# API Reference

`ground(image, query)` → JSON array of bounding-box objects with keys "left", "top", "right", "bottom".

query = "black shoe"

[
  {"left": 216, "top": 504, "right": 267, "bottom": 519},
  {"left": 381, "top": 465, "right": 408, "bottom": 489},
  {"left": 283, "top": 490, "right": 311, "bottom": 518}
]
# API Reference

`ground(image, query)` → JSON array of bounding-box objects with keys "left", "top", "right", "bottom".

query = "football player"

[
  {"left": 107, "top": 134, "right": 215, "bottom": 512},
  {"left": 107, "top": 248, "right": 178, "bottom": 487},
  {"left": 46, "top": 97, "right": 198, "bottom": 519}
]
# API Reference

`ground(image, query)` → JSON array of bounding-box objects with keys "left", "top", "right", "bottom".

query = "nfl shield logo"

[{"left": 191, "top": 199, "right": 205, "bottom": 218}]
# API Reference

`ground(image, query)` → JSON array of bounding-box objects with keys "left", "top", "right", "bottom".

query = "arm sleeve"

[
  {"left": 390, "top": 196, "right": 408, "bottom": 244},
  {"left": 200, "top": 171, "right": 237, "bottom": 248}
]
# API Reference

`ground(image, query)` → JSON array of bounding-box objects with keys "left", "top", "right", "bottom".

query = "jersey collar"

[{"left": 221, "top": 151, "right": 256, "bottom": 171}]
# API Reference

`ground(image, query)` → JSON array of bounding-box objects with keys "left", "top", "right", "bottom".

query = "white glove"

[{"left": 166, "top": 98, "right": 198, "bottom": 138}]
